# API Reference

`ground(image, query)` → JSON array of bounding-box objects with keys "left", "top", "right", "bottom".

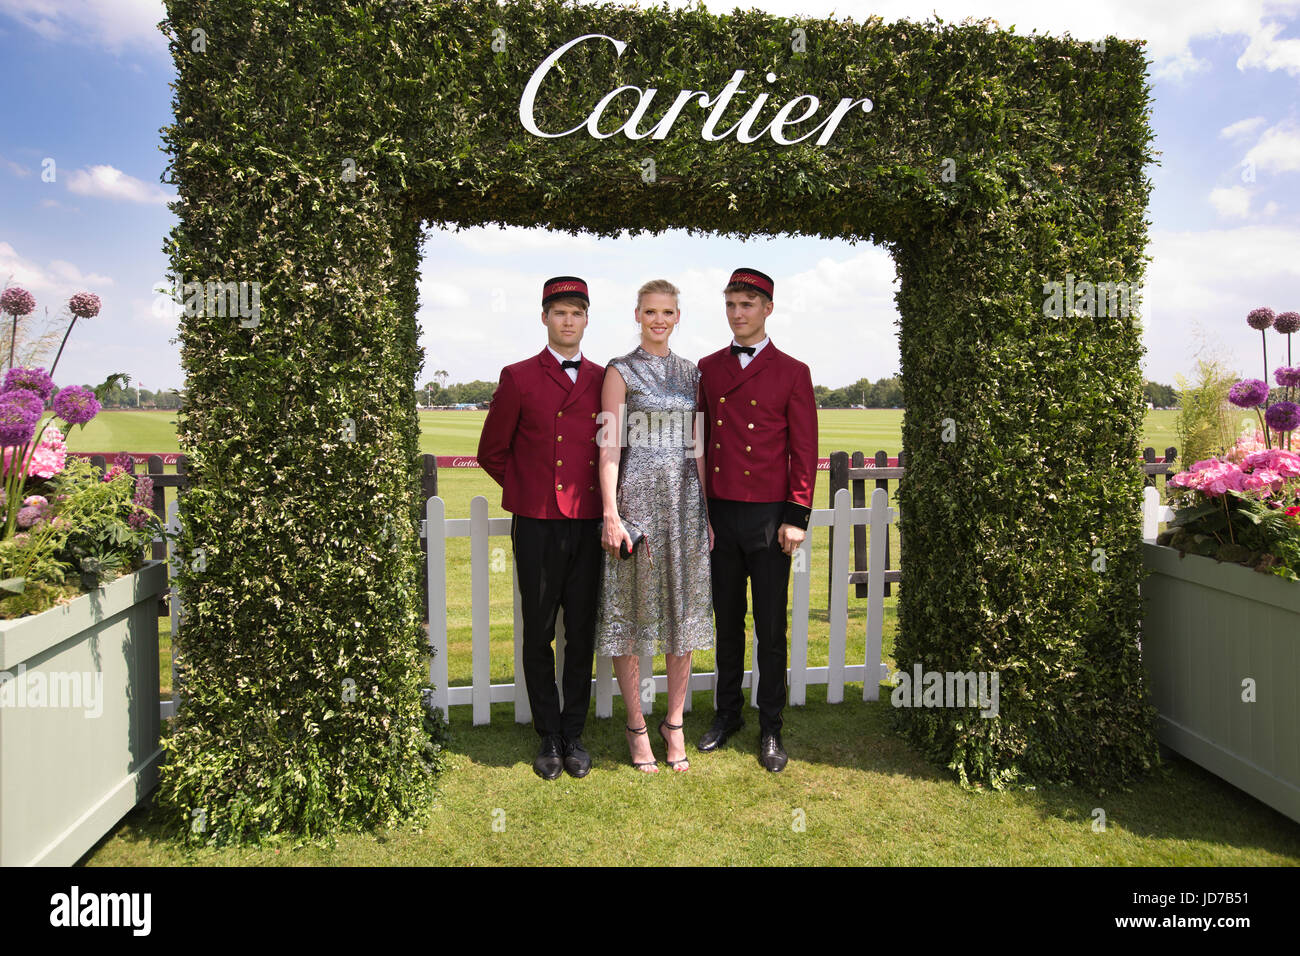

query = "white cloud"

[
  {"left": 0, "top": 155, "right": 30, "bottom": 178},
  {"left": 439, "top": 224, "right": 597, "bottom": 256},
  {"left": 1144, "top": 224, "right": 1300, "bottom": 382},
  {"left": 65, "top": 164, "right": 172, "bottom": 204},
  {"left": 1219, "top": 116, "right": 1267, "bottom": 140},
  {"left": 1209, "top": 185, "right": 1253, "bottom": 218},
  {"left": 1237, "top": 18, "right": 1300, "bottom": 76},
  {"left": 0, "top": 241, "right": 114, "bottom": 297},
  {"left": 0, "top": 0, "right": 166, "bottom": 54},
  {"left": 1243, "top": 120, "right": 1300, "bottom": 174}
]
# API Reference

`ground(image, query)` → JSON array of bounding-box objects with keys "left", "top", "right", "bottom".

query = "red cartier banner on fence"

[
  {"left": 72, "top": 454, "right": 1168, "bottom": 471},
  {"left": 434, "top": 456, "right": 856, "bottom": 470},
  {"left": 70, "top": 452, "right": 185, "bottom": 465}
]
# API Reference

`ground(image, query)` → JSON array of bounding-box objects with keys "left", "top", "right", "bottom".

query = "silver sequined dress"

[{"left": 596, "top": 347, "right": 714, "bottom": 657}]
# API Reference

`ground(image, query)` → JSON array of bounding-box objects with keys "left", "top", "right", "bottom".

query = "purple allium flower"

[
  {"left": 51, "top": 385, "right": 100, "bottom": 426},
  {"left": 1229, "top": 379, "right": 1270, "bottom": 408},
  {"left": 1275, "top": 311, "right": 1300, "bottom": 335},
  {"left": 0, "top": 401, "right": 39, "bottom": 446},
  {"left": 1276, "top": 366, "right": 1300, "bottom": 389},
  {"left": 0, "top": 387, "right": 43, "bottom": 420},
  {"left": 16, "top": 505, "right": 44, "bottom": 529},
  {"left": 2, "top": 367, "right": 55, "bottom": 400},
  {"left": 1248, "top": 307, "right": 1276, "bottom": 331},
  {"left": 128, "top": 474, "right": 154, "bottom": 530},
  {"left": 67, "top": 292, "right": 101, "bottom": 319},
  {"left": 0, "top": 287, "right": 36, "bottom": 317},
  {"left": 1265, "top": 401, "right": 1300, "bottom": 433}
]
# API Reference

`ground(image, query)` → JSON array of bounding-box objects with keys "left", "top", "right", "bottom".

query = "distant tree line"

[
  {"left": 95, "top": 381, "right": 183, "bottom": 409},
  {"left": 416, "top": 374, "right": 1179, "bottom": 410}
]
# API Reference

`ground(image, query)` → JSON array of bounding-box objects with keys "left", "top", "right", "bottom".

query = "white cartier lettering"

[{"left": 518, "top": 33, "right": 873, "bottom": 146}]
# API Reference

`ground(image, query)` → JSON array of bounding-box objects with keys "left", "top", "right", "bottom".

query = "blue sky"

[{"left": 2, "top": 0, "right": 1299, "bottom": 394}]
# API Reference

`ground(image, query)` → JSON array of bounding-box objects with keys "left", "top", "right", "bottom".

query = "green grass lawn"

[{"left": 81, "top": 406, "right": 1300, "bottom": 867}]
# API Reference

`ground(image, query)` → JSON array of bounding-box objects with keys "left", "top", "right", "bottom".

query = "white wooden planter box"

[
  {"left": 1141, "top": 543, "right": 1300, "bottom": 824},
  {"left": 0, "top": 561, "right": 167, "bottom": 866}
]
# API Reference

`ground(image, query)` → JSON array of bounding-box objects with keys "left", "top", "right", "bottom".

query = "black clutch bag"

[{"left": 600, "top": 521, "right": 644, "bottom": 559}]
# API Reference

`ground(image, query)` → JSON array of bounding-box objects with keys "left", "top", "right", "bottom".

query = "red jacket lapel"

[
  {"left": 561, "top": 357, "right": 599, "bottom": 409},
  {"left": 538, "top": 348, "right": 576, "bottom": 394},
  {"left": 721, "top": 341, "right": 776, "bottom": 394}
]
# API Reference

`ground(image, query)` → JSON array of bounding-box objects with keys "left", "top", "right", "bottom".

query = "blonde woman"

[{"left": 596, "top": 279, "right": 713, "bottom": 772}]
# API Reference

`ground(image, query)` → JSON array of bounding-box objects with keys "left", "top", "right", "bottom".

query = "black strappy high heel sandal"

[
  {"left": 626, "top": 723, "right": 659, "bottom": 773},
  {"left": 658, "top": 718, "right": 689, "bottom": 772}
]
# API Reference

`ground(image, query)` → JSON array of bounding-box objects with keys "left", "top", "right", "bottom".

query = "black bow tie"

[
  {"left": 730, "top": 344, "right": 756, "bottom": 357},
  {"left": 560, "top": 359, "right": 581, "bottom": 370}
]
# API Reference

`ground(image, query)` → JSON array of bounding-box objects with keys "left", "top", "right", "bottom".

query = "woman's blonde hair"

[{"left": 636, "top": 279, "right": 680, "bottom": 308}]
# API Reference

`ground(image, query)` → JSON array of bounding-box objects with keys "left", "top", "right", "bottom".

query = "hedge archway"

[{"left": 158, "top": 0, "right": 1158, "bottom": 843}]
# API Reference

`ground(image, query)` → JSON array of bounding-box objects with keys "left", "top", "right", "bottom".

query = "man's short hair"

[
  {"left": 544, "top": 295, "right": 589, "bottom": 313},
  {"left": 723, "top": 281, "right": 770, "bottom": 302}
]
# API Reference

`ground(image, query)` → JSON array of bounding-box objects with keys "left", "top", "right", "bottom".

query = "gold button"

[
  {"left": 750, "top": 399, "right": 756, "bottom": 406},
  {"left": 588, "top": 459, "right": 594, "bottom": 466},
  {"left": 556, "top": 460, "right": 563, "bottom": 466},
  {"left": 746, "top": 445, "right": 751, "bottom": 452},
  {"left": 747, "top": 423, "right": 754, "bottom": 430},
  {"left": 744, "top": 470, "right": 750, "bottom": 476},
  {"left": 557, "top": 411, "right": 563, "bottom": 417},
  {"left": 588, "top": 485, "right": 595, "bottom": 491},
  {"left": 557, "top": 483, "right": 563, "bottom": 490},
  {"left": 714, "top": 466, "right": 720, "bottom": 473},
  {"left": 590, "top": 412, "right": 596, "bottom": 418},
  {"left": 714, "top": 443, "right": 721, "bottom": 449},
  {"left": 557, "top": 435, "right": 563, "bottom": 442},
  {"left": 716, "top": 419, "right": 722, "bottom": 426},
  {"left": 719, "top": 397, "right": 726, "bottom": 403}
]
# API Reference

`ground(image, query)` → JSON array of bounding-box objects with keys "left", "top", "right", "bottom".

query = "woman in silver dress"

[{"left": 596, "top": 279, "right": 714, "bottom": 773}]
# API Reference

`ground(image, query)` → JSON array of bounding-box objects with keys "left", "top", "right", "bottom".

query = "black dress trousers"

[
  {"left": 511, "top": 514, "right": 602, "bottom": 738},
  {"left": 708, "top": 498, "right": 791, "bottom": 734}
]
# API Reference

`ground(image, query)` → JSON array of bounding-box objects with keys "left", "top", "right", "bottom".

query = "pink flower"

[
  {"left": 0, "top": 424, "right": 67, "bottom": 478},
  {"left": 1243, "top": 449, "right": 1300, "bottom": 478},
  {"left": 1170, "top": 459, "right": 1248, "bottom": 496},
  {"left": 1241, "top": 468, "right": 1286, "bottom": 493},
  {"left": 101, "top": 465, "right": 125, "bottom": 482}
]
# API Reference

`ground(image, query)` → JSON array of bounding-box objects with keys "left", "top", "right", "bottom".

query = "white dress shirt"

[{"left": 731, "top": 336, "right": 770, "bottom": 369}]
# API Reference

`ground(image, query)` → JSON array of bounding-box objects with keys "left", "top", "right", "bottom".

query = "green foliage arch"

[{"left": 158, "top": 0, "right": 1158, "bottom": 843}]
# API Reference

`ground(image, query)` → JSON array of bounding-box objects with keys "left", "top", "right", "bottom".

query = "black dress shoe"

[
  {"left": 533, "top": 734, "right": 564, "bottom": 780},
  {"left": 696, "top": 714, "right": 744, "bottom": 752},
  {"left": 759, "top": 733, "right": 788, "bottom": 772},
  {"left": 562, "top": 736, "right": 591, "bottom": 778}
]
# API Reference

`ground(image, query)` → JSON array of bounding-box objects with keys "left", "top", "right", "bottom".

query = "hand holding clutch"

[{"left": 599, "top": 519, "right": 644, "bottom": 560}]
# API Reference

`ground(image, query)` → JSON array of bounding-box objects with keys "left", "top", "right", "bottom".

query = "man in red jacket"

[
  {"left": 476, "top": 276, "right": 604, "bottom": 780},
  {"left": 696, "top": 268, "right": 817, "bottom": 772}
]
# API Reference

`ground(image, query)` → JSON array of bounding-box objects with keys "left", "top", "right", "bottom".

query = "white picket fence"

[
  {"left": 426, "top": 487, "right": 896, "bottom": 725},
  {"left": 155, "top": 485, "right": 1176, "bottom": 723}
]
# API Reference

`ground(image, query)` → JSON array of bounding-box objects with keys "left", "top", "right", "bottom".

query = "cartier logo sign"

[{"left": 519, "top": 33, "right": 873, "bottom": 146}]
